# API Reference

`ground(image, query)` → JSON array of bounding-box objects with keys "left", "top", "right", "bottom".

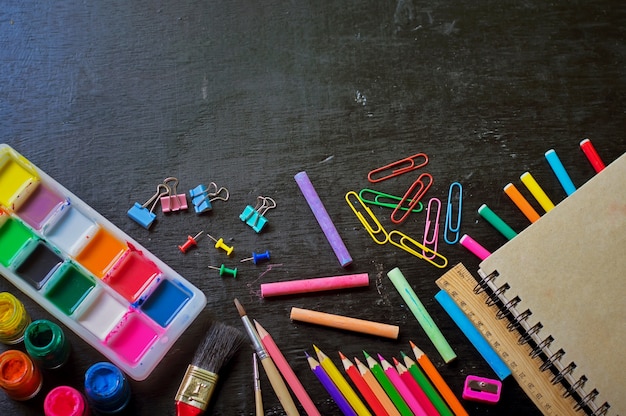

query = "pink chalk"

[
  {"left": 460, "top": 234, "right": 491, "bottom": 261},
  {"left": 261, "top": 273, "right": 369, "bottom": 298}
]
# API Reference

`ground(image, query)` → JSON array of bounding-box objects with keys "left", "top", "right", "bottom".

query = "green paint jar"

[{"left": 24, "top": 319, "right": 71, "bottom": 369}]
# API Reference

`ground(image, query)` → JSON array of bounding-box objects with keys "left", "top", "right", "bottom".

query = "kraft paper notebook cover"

[{"left": 438, "top": 152, "right": 625, "bottom": 415}]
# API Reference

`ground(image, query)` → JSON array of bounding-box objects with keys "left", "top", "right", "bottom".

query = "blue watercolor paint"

[
  {"left": 84, "top": 362, "right": 131, "bottom": 414},
  {"left": 140, "top": 279, "right": 191, "bottom": 327}
]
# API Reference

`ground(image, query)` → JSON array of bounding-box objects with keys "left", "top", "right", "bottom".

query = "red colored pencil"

[
  {"left": 393, "top": 357, "right": 439, "bottom": 416},
  {"left": 339, "top": 352, "right": 389, "bottom": 416}
]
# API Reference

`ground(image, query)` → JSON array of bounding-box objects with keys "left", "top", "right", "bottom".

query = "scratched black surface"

[{"left": 1, "top": 1, "right": 625, "bottom": 415}]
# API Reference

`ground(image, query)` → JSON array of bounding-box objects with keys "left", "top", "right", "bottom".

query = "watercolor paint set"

[{"left": 0, "top": 144, "right": 206, "bottom": 381}]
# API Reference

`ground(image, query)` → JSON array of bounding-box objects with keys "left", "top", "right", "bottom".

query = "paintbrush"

[
  {"left": 175, "top": 321, "right": 246, "bottom": 416},
  {"left": 234, "top": 298, "right": 301, "bottom": 415}
]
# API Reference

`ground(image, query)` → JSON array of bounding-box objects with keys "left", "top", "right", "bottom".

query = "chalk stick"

[
  {"left": 261, "top": 273, "right": 369, "bottom": 298},
  {"left": 290, "top": 307, "right": 399, "bottom": 339}
]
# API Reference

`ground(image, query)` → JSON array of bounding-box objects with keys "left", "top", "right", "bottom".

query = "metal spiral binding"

[
  {"left": 518, "top": 322, "right": 542, "bottom": 345},
  {"left": 485, "top": 283, "right": 509, "bottom": 307},
  {"left": 540, "top": 348, "right": 565, "bottom": 371},
  {"left": 473, "top": 270, "right": 498, "bottom": 294},
  {"left": 591, "top": 402, "right": 610, "bottom": 416},
  {"left": 506, "top": 309, "right": 532, "bottom": 331},
  {"left": 574, "top": 389, "right": 599, "bottom": 411},
  {"left": 551, "top": 362, "right": 576, "bottom": 384},
  {"left": 530, "top": 335, "right": 553, "bottom": 358},
  {"left": 563, "top": 375, "right": 587, "bottom": 398},
  {"left": 496, "top": 296, "right": 520, "bottom": 319}
]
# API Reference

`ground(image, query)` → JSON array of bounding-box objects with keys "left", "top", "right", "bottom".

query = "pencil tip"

[
  {"left": 392, "top": 357, "right": 400, "bottom": 366},
  {"left": 304, "top": 351, "right": 311, "bottom": 358},
  {"left": 338, "top": 351, "right": 346, "bottom": 360},
  {"left": 409, "top": 340, "right": 416, "bottom": 348},
  {"left": 400, "top": 351, "right": 407, "bottom": 358},
  {"left": 313, "top": 344, "right": 321, "bottom": 353},
  {"left": 377, "top": 353, "right": 385, "bottom": 362},
  {"left": 362, "top": 350, "right": 370, "bottom": 358},
  {"left": 234, "top": 298, "right": 246, "bottom": 317}
]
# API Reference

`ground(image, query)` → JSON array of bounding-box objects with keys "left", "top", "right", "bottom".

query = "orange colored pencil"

[
  {"left": 410, "top": 341, "right": 468, "bottom": 416},
  {"left": 354, "top": 358, "right": 401, "bottom": 416},
  {"left": 339, "top": 352, "right": 389, "bottom": 416}
]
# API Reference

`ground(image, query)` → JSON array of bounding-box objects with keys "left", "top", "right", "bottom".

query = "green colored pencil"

[
  {"left": 363, "top": 351, "right": 412, "bottom": 416},
  {"left": 401, "top": 351, "right": 453, "bottom": 416}
]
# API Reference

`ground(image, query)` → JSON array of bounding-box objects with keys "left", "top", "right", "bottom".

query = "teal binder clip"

[
  {"left": 240, "top": 196, "right": 276, "bottom": 233},
  {"left": 358, "top": 189, "right": 424, "bottom": 213},
  {"left": 128, "top": 184, "right": 168, "bottom": 229}
]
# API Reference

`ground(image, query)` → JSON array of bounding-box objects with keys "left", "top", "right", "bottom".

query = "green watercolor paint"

[
  {"left": 44, "top": 263, "right": 95, "bottom": 316},
  {"left": 0, "top": 217, "right": 34, "bottom": 267}
]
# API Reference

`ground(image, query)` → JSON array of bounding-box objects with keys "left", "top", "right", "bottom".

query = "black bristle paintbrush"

[{"left": 175, "top": 321, "right": 246, "bottom": 416}]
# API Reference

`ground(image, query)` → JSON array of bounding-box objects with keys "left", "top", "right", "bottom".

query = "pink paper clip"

[
  {"left": 462, "top": 375, "right": 502, "bottom": 404},
  {"left": 390, "top": 173, "right": 433, "bottom": 224},
  {"left": 423, "top": 197, "right": 441, "bottom": 259},
  {"left": 160, "top": 177, "right": 188, "bottom": 212},
  {"left": 367, "top": 152, "right": 428, "bottom": 183}
]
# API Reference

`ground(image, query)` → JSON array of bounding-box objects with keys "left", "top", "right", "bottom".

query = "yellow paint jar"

[{"left": 0, "top": 292, "right": 32, "bottom": 344}]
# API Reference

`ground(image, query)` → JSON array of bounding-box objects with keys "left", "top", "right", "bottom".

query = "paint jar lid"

[
  {"left": 44, "top": 386, "right": 89, "bottom": 416},
  {"left": 84, "top": 362, "right": 131, "bottom": 413},
  {"left": 24, "top": 319, "right": 71, "bottom": 369},
  {"left": 0, "top": 349, "right": 43, "bottom": 401},
  {"left": 0, "top": 292, "right": 31, "bottom": 345}
]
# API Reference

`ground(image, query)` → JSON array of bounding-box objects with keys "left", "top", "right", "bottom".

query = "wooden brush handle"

[{"left": 260, "top": 356, "right": 300, "bottom": 415}]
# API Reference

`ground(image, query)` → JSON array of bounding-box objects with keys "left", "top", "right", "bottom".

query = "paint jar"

[
  {"left": 0, "top": 292, "right": 31, "bottom": 344},
  {"left": 44, "top": 385, "right": 90, "bottom": 416},
  {"left": 84, "top": 362, "right": 131, "bottom": 413},
  {"left": 24, "top": 319, "right": 71, "bottom": 369},
  {"left": 0, "top": 349, "right": 43, "bottom": 400}
]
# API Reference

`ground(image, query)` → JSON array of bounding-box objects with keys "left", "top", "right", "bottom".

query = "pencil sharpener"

[{"left": 462, "top": 375, "right": 502, "bottom": 404}]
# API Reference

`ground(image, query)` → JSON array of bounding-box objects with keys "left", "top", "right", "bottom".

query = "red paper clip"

[
  {"left": 367, "top": 152, "right": 428, "bottom": 183},
  {"left": 390, "top": 173, "right": 433, "bottom": 224}
]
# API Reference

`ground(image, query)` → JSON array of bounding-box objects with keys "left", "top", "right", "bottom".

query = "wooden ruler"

[{"left": 436, "top": 263, "right": 581, "bottom": 416}]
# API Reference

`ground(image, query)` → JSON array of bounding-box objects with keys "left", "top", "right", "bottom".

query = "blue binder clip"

[
  {"left": 189, "top": 182, "right": 229, "bottom": 214},
  {"left": 240, "top": 196, "right": 276, "bottom": 233},
  {"left": 128, "top": 184, "right": 169, "bottom": 229}
]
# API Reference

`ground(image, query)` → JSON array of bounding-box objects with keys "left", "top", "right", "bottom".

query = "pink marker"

[
  {"left": 261, "top": 273, "right": 369, "bottom": 298},
  {"left": 459, "top": 234, "right": 491, "bottom": 261}
]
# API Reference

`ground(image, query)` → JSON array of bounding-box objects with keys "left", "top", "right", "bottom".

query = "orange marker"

[{"left": 503, "top": 184, "right": 540, "bottom": 223}]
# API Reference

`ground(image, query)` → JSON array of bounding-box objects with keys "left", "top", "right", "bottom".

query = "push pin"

[
  {"left": 462, "top": 375, "right": 502, "bottom": 404},
  {"left": 206, "top": 233, "right": 234, "bottom": 256},
  {"left": 160, "top": 177, "right": 188, "bottom": 212},
  {"left": 128, "top": 184, "right": 169, "bottom": 229},
  {"left": 240, "top": 250, "right": 271, "bottom": 265},
  {"left": 240, "top": 196, "right": 276, "bottom": 233},
  {"left": 208, "top": 264, "right": 237, "bottom": 278},
  {"left": 189, "top": 182, "right": 229, "bottom": 214},
  {"left": 178, "top": 231, "right": 203, "bottom": 253}
]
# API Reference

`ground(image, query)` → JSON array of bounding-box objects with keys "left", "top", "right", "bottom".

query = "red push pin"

[{"left": 178, "top": 231, "right": 203, "bottom": 253}]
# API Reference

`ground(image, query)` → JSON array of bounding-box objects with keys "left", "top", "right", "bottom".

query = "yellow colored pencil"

[{"left": 314, "top": 345, "right": 372, "bottom": 416}]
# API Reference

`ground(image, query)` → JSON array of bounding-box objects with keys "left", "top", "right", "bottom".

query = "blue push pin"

[
  {"left": 240, "top": 250, "right": 271, "bottom": 265},
  {"left": 128, "top": 184, "right": 168, "bottom": 229}
]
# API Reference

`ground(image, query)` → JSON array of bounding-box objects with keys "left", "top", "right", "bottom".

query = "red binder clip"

[{"left": 462, "top": 375, "right": 502, "bottom": 404}]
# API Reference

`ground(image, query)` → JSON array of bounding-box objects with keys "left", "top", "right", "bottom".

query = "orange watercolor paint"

[
  {"left": 0, "top": 349, "right": 43, "bottom": 400},
  {"left": 76, "top": 227, "right": 127, "bottom": 278}
]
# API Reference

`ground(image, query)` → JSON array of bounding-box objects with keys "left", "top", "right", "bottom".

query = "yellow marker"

[
  {"left": 520, "top": 172, "right": 555, "bottom": 213},
  {"left": 314, "top": 345, "right": 371, "bottom": 416}
]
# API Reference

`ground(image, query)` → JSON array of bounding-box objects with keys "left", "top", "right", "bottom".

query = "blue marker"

[{"left": 545, "top": 149, "right": 576, "bottom": 196}]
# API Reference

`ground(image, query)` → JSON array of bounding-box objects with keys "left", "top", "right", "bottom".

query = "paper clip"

[
  {"left": 367, "top": 152, "right": 428, "bottom": 183},
  {"left": 240, "top": 196, "right": 276, "bottom": 233},
  {"left": 388, "top": 230, "right": 448, "bottom": 268},
  {"left": 444, "top": 182, "right": 462, "bottom": 244},
  {"left": 390, "top": 173, "right": 433, "bottom": 224},
  {"left": 345, "top": 191, "right": 389, "bottom": 244},
  {"left": 127, "top": 184, "right": 169, "bottom": 229},
  {"left": 423, "top": 198, "right": 441, "bottom": 259},
  {"left": 189, "top": 182, "right": 229, "bottom": 213},
  {"left": 160, "top": 177, "right": 188, "bottom": 212},
  {"left": 358, "top": 189, "right": 423, "bottom": 213}
]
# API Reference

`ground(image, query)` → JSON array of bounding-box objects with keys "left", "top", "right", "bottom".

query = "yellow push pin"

[{"left": 206, "top": 233, "right": 234, "bottom": 256}]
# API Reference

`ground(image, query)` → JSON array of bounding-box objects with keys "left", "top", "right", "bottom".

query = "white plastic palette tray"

[{"left": 0, "top": 144, "right": 206, "bottom": 380}]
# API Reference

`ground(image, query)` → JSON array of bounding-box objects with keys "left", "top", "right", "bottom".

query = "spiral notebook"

[{"left": 437, "top": 152, "right": 625, "bottom": 415}]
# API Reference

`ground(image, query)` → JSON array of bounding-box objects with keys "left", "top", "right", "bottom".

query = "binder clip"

[
  {"left": 189, "top": 182, "right": 229, "bottom": 214},
  {"left": 127, "top": 184, "right": 169, "bottom": 229},
  {"left": 462, "top": 375, "right": 502, "bottom": 404},
  {"left": 160, "top": 177, "right": 188, "bottom": 212},
  {"left": 239, "top": 196, "right": 276, "bottom": 233}
]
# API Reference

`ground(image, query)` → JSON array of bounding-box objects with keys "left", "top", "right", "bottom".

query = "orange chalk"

[{"left": 290, "top": 307, "right": 399, "bottom": 339}]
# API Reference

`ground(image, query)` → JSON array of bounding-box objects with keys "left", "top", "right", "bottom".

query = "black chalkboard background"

[{"left": 2, "top": 1, "right": 625, "bottom": 415}]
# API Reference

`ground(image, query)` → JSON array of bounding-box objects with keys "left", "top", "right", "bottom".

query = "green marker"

[
  {"left": 401, "top": 351, "right": 453, "bottom": 416},
  {"left": 363, "top": 351, "right": 412, "bottom": 416},
  {"left": 387, "top": 267, "right": 457, "bottom": 363},
  {"left": 478, "top": 204, "right": 517, "bottom": 240}
]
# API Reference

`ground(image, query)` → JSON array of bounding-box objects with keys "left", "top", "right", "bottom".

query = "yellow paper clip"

[
  {"left": 388, "top": 230, "right": 448, "bottom": 268},
  {"left": 358, "top": 189, "right": 424, "bottom": 213},
  {"left": 444, "top": 182, "right": 463, "bottom": 244},
  {"left": 423, "top": 197, "right": 441, "bottom": 259},
  {"left": 345, "top": 191, "right": 389, "bottom": 244},
  {"left": 367, "top": 152, "right": 428, "bottom": 183},
  {"left": 391, "top": 173, "right": 433, "bottom": 224}
]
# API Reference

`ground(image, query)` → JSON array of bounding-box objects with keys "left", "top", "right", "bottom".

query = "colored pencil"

[
  {"left": 410, "top": 342, "right": 468, "bottom": 416},
  {"left": 314, "top": 346, "right": 371, "bottom": 416},
  {"left": 363, "top": 351, "right": 412, "bottom": 416},
  {"left": 307, "top": 352, "right": 357, "bottom": 416},
  {"left": 378, "top": 354, "right": 427, "bottom": 416},
  {"left": 339, "top": 352, "right": 389, "bottom": 416},
  {"left": 401, "top": 352, "right": 452, "bottom": 416},
  {"left": 255, "top": 321, "right": 320, "bottom": 416},
  {"left": 393, "top": 358, "right": 439, "bottom": 416},
  {"left": 354, "top": 358, "right": 401, "bottom": 416}
]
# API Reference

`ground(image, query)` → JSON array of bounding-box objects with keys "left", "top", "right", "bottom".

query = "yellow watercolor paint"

[{"left": 0, "top": 149, "right": 40, "bottom": 209}]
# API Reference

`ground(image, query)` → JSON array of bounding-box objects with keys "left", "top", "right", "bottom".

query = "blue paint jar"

[{"left": 84, "top": 362, "right": 131, "bottom": 414}]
